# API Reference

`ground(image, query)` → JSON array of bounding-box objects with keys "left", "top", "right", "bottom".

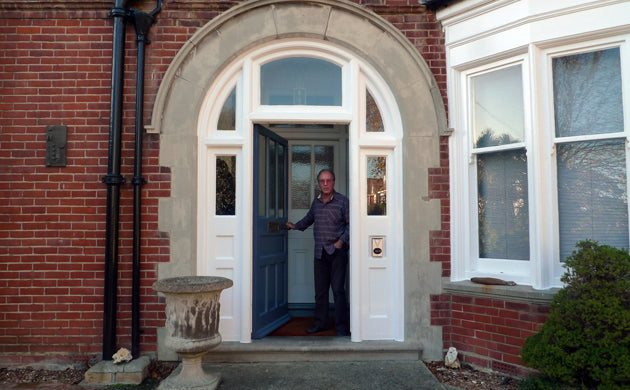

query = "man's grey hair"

[{"left": 317, "top": 169, "right": 335, "bottom": 181}]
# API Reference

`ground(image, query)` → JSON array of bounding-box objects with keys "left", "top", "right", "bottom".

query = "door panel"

[{"left": 252, "top": 125, "right": 289, "bottom": 339}]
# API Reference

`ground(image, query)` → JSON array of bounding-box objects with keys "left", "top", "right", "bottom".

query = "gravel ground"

[
  {"left": 426, "top": 361, "right": 521, "bottom": 390},
  {"left": 0, "top": 360, "right": 520, "bottom": 389},
  {"left": 0, "top": 360, "right": 177, "bottom": 389},
  {"left": 0, "top": 366, "right": 86, "bottom": 385}
]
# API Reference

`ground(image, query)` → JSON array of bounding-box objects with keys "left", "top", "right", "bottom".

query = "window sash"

[
  {"left": 471, "top": 64, "right": 525, "bottom": 150},
  {"left": 468, "top": 60, "right": 531, "bottom": 265},
  {"left": 552, "top": 46, "right": 628, "bottom": 261},
  {"left": 476, "top": 148, "right": 530, "bottom": 261},
  {"left": 556, "top": 139, "right": 628, "bottom": 261}
]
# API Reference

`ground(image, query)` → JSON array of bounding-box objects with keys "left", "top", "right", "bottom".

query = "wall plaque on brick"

[{"left": 46, "top": 125, "right": 67, "bottom": 167}]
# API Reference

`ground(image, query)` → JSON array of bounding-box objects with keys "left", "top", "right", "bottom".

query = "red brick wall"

[
  {"left": 432, "top": 293, "right": 550, "bottom": 378},
  {"left": 1, "top": 0, "right": 447, "bottom": 366},
  {"left": 0, "top": 2, "right": 172, "bottom": 366}
]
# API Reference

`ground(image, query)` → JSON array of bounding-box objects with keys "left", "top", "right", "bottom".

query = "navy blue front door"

[{"left": 252, "top": 125, "right": 290, "bottom": 338}]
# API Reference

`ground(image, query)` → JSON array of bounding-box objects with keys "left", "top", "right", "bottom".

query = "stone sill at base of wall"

[{"left": 443, "top": 279, "right": 560, "bottom": 305}]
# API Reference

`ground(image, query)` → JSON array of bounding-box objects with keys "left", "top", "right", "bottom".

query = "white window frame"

[{"left": 456, "top": 55, "right": 535, "bottom": 285}]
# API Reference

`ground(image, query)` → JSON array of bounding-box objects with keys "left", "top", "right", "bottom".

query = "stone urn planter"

[{"left": 153, "top": 276, "right": 233, "bottom": 390}]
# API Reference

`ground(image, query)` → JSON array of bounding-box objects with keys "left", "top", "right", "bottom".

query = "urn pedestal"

[{"left": 153, "top": 276, "right": 233, "bottom": 390}]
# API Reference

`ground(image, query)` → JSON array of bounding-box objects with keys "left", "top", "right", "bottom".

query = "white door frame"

[{"left": 197, "top": 39, "right": 404, "bottom": 342}]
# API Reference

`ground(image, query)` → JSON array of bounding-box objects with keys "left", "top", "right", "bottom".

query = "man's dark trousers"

[{"left": 313, "top": 248, "right": 349, "bottom": 333}]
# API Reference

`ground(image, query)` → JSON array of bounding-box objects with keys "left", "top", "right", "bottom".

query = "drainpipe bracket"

[
  {"left": 130, "top": 8, "right": 157, "bottom": 40},
  {"left": 108, "top": 6, "right": 129, "bottom": 19},
  {"left": 102, "top": 174, "right": 127, "bottom": 185},
  {"left": 131, "top": 176, "right": 147, "bottom": 186}
]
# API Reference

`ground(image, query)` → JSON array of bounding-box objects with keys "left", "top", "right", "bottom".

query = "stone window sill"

[{"left": 442, "top": 279, "right": 560, "bottom": 305}]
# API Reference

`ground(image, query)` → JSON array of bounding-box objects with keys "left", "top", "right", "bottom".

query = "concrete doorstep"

[
  {"left": 198, "top": 360, "right": 447, "bottom": 390},
  {"left": 78, "top": 357, "right": 445, "bottom": 389},
  {"left": 77, "top": 339, "right": 445, "bottom": 389}
]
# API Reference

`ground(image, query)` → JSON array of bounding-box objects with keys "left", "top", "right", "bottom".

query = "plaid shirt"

[{"left": 294, "top": 191, "right": 349, "bottom": 259}]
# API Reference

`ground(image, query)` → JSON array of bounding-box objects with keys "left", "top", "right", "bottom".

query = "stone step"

[
  {"left": 203, "top": 337, "right": 423, "bottom": 363},
  {"left": 81, "top": 355, "right": 150, "bottom": 386}
]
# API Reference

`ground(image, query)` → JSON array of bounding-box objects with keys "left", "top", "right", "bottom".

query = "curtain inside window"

[
  {"left": 477, "top": 149, "right": 530, "bottom": 260},
  {"left": 557, "top": 140, "right": 628, "bottom": 260}
]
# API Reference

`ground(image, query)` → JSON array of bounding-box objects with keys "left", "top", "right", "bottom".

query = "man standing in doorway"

[{"left": 286, "top": 169, "right": 350, "bottom": 336}]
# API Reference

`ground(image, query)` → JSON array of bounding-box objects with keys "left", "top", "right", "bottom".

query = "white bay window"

[{"left": 441, "top": 0, "right": 630, "bottom": 289}]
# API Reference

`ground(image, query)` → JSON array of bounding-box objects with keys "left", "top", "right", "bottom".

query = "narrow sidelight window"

[
  {"left": 367, "top": 156, "right": 386, "bottom": 216},
  {"left": 216, "top": 155, "right": 236, "bottom": 215}
]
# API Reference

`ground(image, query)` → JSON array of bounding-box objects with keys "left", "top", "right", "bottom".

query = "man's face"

[{"left": 318, "top": 171, "right": 335, "bottom": 197}]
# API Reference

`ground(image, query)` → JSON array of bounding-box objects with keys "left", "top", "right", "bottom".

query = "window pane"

[
  {"left": 278, "top": 144, "right": 285, "bottom": 218},
  {"left": 291, "top": 145, "right": 311, "bottom": 209},
  {"left": 367, "top": 156, "right": 387, "bottom": 216},
  {"left": 472, "top": 65, "right": 524, "bottom": 148},
  {"left": 366, "top": 91, "right": 384, "bottom": 132},
  {"left": 258, "top": 135, "right": 266, "bottom": 217},
  {"left": 314, "top": 145, "right": 334, "bottom": 180},
  {"left": 557, "top": 139, "right": 628, "bottom": 261},
  {"left": 477, "top": 149, "right": 529, "bottom": 260},
  {"left": 216, "top": 156, "right": 236, "bottom": 215},
  {"left": 217, "top": 87, "right": 236, "bottom": 130},
  {"left": 268, "top": 140, "right": 277, "bottom": 218},
  {"left": 553, "top": 48, "right": 623, "bottom": 138},
  {"left": 260, "top": 57, "right": 342, "bottom": 106}
]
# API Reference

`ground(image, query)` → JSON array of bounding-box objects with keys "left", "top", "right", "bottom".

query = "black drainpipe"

[
  {"left": 129, "top": 0, "right": 161, "bottom": 359},
  {"left": 102, "top": 0, "right": 128, "bottom": 360}
]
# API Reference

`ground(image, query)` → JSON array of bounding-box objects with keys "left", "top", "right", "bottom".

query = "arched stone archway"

[{"left": 152, "top": 0, "right": 446, "bottom": 359}]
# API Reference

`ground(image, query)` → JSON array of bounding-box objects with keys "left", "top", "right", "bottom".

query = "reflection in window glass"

[
  {"left": 291, "top": 146, "right": 311, "bottom": 209},
  {"left": 218, "top": 87, "right": 236, "bottom": 130},
  {"left": 314, "top": 146, "right": 334, "bottom": 182},
  {"left": 260, "top": 57, "right": 342, "bottom": 106},
  {"left": 553, "top": 47, "right": 627, "bottom": 261},
  {"left": 268, "top": 140, "right": 277, "bottom": 218},
  {"left": 366, "top": 91, "right": 384, "bottom": 132},
  {"left": 472, "top": 65, "right": 524, "bottom": 148},
  {"left": 553, "top": 48, "right": 623, "bottom": 137},
  {"left": 557, "top": 139, "right": 628, "bottom": 261},
  {"left": 477, "top": 149, "right": 529, "bottom": 260},
  {"left": 258, "top": 135, "right": 266, "bottom": 217},
  {"left": 278, "top": 144, "right": 285, "bottom": 218},
  {"left": 367, "top": 156, "right": 386, "bottom": 216},
  {"left": 216, "top": 156, "right": 236, "bottom": 215}
]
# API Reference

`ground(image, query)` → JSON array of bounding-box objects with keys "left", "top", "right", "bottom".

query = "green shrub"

[
  {"left": 521, "top": 240, "right": 630, "bottom": 389},
  {"left": 518, "top": 375, "right": 572, "bottom": 390}
]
